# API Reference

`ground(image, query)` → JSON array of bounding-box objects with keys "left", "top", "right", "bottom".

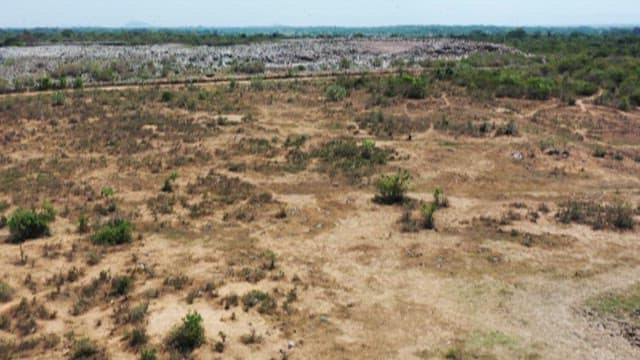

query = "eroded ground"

[{"left": 0, "top": 76, "right": 639, "bottom": 359}]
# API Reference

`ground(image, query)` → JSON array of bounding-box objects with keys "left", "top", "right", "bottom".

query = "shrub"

[
  {"left": 433, "top": 188, "right": 449, "bottom": 209},
  {"left": 593, "top": 148, "right": 607, "bottom": 158},
  {"left": 161, "top": 172, "right": 178, "bottom": 193},
  {"left": 91, "top": 219, "right": 132, "bottom": 245},
  {"left": 495, "top": 120, "right": 519, "bottom": 136},
  {"left": 7, "top": 203, "right": 56, "bottom": 243},
  {"left": 421, "top": 203, "right": 437, "bottom": 230},
  {"left": 165, "top": 311, "right": 205, "bottom": 354},
  {"left": 325, "top": 85, "right": 348, "bottom": 102},
  {"left": 71, "top": 337, "right": 105, "bottom": 360},
  {"left": 140, "top": 348, "right": 157, "bottom": 360},
  {"left": 77, "top": 215, "right": 89, "bottom": 234},
  {"left": 385, "top": 74, "right": 428, "bottom": 99},
  {"left": 110, "top": 275, "right": 133, "bottom": 296},
  {"left": 242, "top": 290, "right": 277, "bottom": 314},
  {"left": 126, "top": 327, "right": 148, "bottom": 349},
  {"left": 100, "top": 187, "right": 115, "bottom": 197},
  {"left": 52, "top": 91, "right": 65, "bottom": 106},
  {"left": 374, "top": 171, "right": 411, "bottom": 205},
  {"left": 73, "top": 77, "right": 84, "bottom": 89},
  {"left": 557, "top": 200, "right": 634, "bottom": 230},
  {"left": 314, "top": 138, "right": 391, "bottom": 181},
  {"left": 161, "top": 91, "right": 174, "bottom": 102},
  {"left": 0, "top": 281, "right": 14, "bottom": 303}
]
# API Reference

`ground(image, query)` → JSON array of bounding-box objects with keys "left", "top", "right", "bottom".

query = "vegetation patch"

[
  {"left": 557, "top": 200, "right": 634, "bottom": 230},
  {"left": 314, "top": 138, "right": 392, "bottom": 182},
  {"left": 7, "top": 202, "right": 56, "bottom": 243},
  {"left": 91, "top": 219, "right": 133, "bottom": 245}
]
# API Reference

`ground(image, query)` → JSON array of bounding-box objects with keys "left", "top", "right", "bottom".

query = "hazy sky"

[{"left": 2, "top": 0, "right": 639, "bottom": 28}]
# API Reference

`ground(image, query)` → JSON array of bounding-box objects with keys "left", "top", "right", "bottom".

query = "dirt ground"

[{"left": 0, "top": 77, "right": 639, "bottom": 359}]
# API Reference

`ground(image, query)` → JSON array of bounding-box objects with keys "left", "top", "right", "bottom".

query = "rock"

[{"left": 512, "top": 151, "right": 524, "bottom": 161}]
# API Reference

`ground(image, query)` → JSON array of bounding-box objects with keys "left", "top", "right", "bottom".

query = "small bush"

[
  {"left": 161, "top": 91, "right": 174, "bottom": 102},
  {"left": 91, "top": 219, "right": 132, "bottom": 245},
  {"left": 0, "top": 281, "right": 14, "bottom": 303},
  {"left": 71, "top": 337, "right": 106, "bottom": 360},
  {"left": 140, "top": 348, "right": 157, "bottom": 360},
  {"left": 52, "top": 91, "right": 65, "bottom": 106},
  {"left": 161, "top": 172, "right": 178, "bottom": 193},
  {"left": 593, "top": 148, "right": 607, "bottom": 158},
  {"left": 77, "top": 215, "right": 89, "bottom": 234},
  {"left": 165, "top": 311, "right": 205, "bottom": 354},
  {"left": 374, "top": 171, "right": 411, "bottom": 205},
  {"left": 110, "top": 275, "right": 133, "bottom": 297},
  {"left": 126, "top": 327, "right": 148, "bottom": 349},
  {"left": 100, "top": 187, "right": 115, "bottom": 197},
  {"left": 242, "top": 290, "right": 277, "bottom": 314},
  {"left": 7, "top": 203, "right": 56, "bottom": 243},
  {"left": 433, "top": 188, "right": 449, "bottom": 209},
  {"left": 557, "top": 200, "right": 634, "bottom": 230},
  {"left": 421, "top": 203, "right": 437, "bottom": 230},
  {"left": 240, "top": 329, "right": 263, "bottom": 345},
  {"left": 325, "top": 85, "right": 348, "bottom": 102}
]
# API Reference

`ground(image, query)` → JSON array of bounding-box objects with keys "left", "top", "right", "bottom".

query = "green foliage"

[
  {"left": 420, "top": 202, "right": 437, "bottom": 230},
  {"left": 140, "top": 348, "right": 157, "bottom": 360},
  {"left": 374, "top": 171, "right": 411, "bottom": 205},
  {"left": 242, "top": 290, "right": 277, "bottom": 314},
  {"left": 100, "top": 187, "right": 115, "bottom": 197},
  {"left": 325, "top": 84, "right": 348, "bottom": 102},
  {"left": 73, "top": 77, "right": 84, "bottom": 89},
  {"left": 166, "top": 311, "right": 205, "bottom": 354},
  {"left": 557, "top": 200, "right": 634, "bottom": 230},
  {"left": 161, "top": 172, "right": 178, "bottom": 193},
  {"left": 385, "top": 73, "right": 428, "bottom": 99},
  {"left": 7, "top": 203, "right": 56, "bottom": 243},
  {"left": 78, "top": 214, "right": 89, "bottom": 234},
  {"left": 593, "top": 148, "right": 607, "bottom": 158},
  {"left": 111, "top": 275, "right": 133, "bottom": 296},
  {"left": 91, "top": 219, "right": 133, "bottom": 245},
  {"left": 0, "top": 281, "right": 14, "bottom": 303},
  {"left": 433, "top": 188, "right": 449, "bottom": 209},
  {"left": 71, "top": 337, "right": 105, "bottom": 360},
  {"left": 314, "top": 138, "right": 391, "bottom": 181},
  {"left": 587, "top": 284, "right": 640, "bottom": 327},
  {"left": 126, "top": 327, "right": 148, "bottom": 349},
  {"left": 52, "top": 91, "right": 65, "bottom": 106},
  {"left": 161, "top": 91, "right": 174, "bottom": 102}
]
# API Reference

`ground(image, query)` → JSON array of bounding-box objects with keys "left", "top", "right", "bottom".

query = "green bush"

[
  {"left": 91, "top": 219, "right": 132, "bottom": 245},
  {"left": 557, "top": 200, "right": 634, "bottom": 230},
  {"left": 386, "top": 74, "right": 428, "bottom": 99},
  {"left": 111, "top": 275, "right": 133, "bottom": 296},
  {"left": 433, "top": 188, "right": 449, "bottom": 209},
  {"left": 161, "top": 91, "right": 174, "bottom": 102},
  {"left": 242, "top": 290, "right": 277, "bottom": 314},
  {"left": 7, "top": 203, "right": 56, "bottom": 243},
  {"left": 374, "top": 171, "right": 411, "bottom": 205},
  {"left": 52, "top": 91, "right": 65, "bottom": 106},
  {"left": 325, "top": 85, "right": 348, "bottom": 102},
  {"left": 0, "top": 281, "right": 14, "bottom": 303},
  {"left": 140, "top": 348, "right": 157, "bottom": 360},
  {"left": 166, "top": 311, "right": 205, "bottom": 354},
  {"left": 78, "top": 214, "right": 89, "bottom": 234},
  {"left": 593, "top": 148, "right": 607, "bottom": 158},
  {"left": 71, "top": 337, "right": 105, "bottom": 360},
  {"left": 421, "top": 203, "right": 437, "bottom": 230}
]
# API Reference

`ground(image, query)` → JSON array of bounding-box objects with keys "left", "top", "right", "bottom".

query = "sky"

[{"left": 2, "top": 0, "right": 639, "bottom": 28}]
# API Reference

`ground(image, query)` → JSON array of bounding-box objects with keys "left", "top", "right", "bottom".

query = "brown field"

[{"left": 0, "top": 76, "right": 639, "bottom": 359}]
